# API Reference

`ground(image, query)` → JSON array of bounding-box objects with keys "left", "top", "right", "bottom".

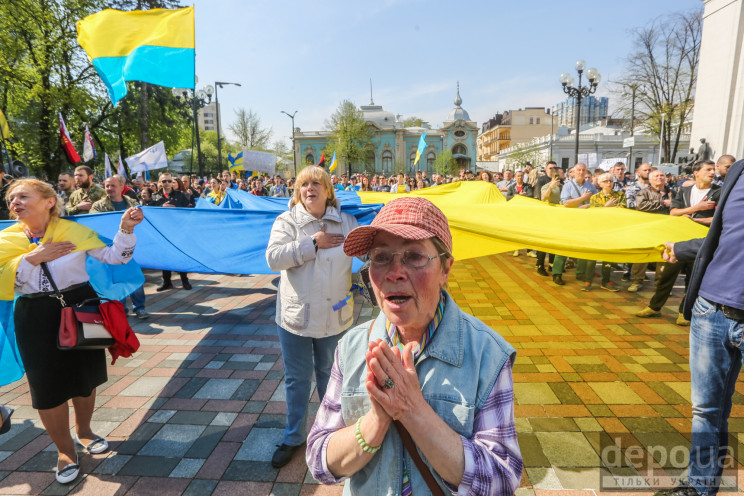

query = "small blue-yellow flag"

[{"left": 414, "top": 131, "right": 427, "bottom": 166}]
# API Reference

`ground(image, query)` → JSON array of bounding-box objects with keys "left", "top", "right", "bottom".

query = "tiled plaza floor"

[{"left": 0, "top": 254, "right": 740, "bottom": 495}]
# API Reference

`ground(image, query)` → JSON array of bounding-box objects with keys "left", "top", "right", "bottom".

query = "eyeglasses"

[
  {"left": 161, "top": 180, "right": 172, "bottom": 183},
  {"left": 599, "top": 179, "right": 611, "bottom": 183},
  {"left": 368, "top": 248, "right": 445, "bottom": 268}
]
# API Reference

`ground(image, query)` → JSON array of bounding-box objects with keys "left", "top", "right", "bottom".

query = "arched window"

[
  {"left": 452, "top": 144, "right": 467, "bottom": 156},
  {"left": 305, "top": 154, "right": 314, "bottom": 165},
  {"left": 382, "top": 151, "right": 393, "bottom": 173},
  {"left": 409, "top": 150, "right": 417, "bottom": 168},
  {"left": 365, "top": 150, "right": 375, "bottom": 173},
  {"left": 426, "top": 152, "right": 436, "bottom": 171}
]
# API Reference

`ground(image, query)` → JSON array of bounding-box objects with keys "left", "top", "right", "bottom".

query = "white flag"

[
  {"left": 125, "top": 141, "right": 168, "bottom": 173},
  {"left": 117, "top": 154, "right": 126, "bottom": 178},
  {"left": 242, "top": 149, "right": 276, "bottom": 174},
  {"left": 82, "top": 125, "right": 97, "bottom": 162},
  {"left": 104, "top": 153, "right": 112, "bottom": 178}
]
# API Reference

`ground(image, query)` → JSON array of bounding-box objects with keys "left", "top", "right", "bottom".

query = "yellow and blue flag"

[
  {"left": 77, "top": 7, "right": 195, "bottom": 106},
  {"left": 0, "top": 109, "right": 11, "bottom": 139},
  {"left": 228, "top": 151, "right": 243, "bottom": 172},
  {"left": 329, "top": 152, "right": 338, "bottom": 173},
  {"left": 414, "top": 131, "right": 427, "bottom": 166}
]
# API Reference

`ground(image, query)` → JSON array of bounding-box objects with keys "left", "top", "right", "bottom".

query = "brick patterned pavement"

[{"left": 0, "top": 256, "right": 741, "bottom": 495}]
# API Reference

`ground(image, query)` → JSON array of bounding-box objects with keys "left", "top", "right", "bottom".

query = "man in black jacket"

[
  {"left": 654, "top": 158, "right": 744, "bottom": 496},
  {"left": 152, "top": 173, "right": 192, "bottom": 291},
  {"left": 637, "top": 161, "right": 720, "bottom": 324}
]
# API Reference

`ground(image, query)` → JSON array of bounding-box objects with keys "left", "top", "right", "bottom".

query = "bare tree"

[
  {"left": 613, "top": 8, "right": 701, "bottom": 163},
  {"left": 229, "top": 108, "right": 273, "bottom": 150}
]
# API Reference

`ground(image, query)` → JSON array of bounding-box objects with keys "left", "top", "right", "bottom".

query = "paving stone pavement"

[{"left": 0, "top": 256, "right": 741, "bottom": 495}]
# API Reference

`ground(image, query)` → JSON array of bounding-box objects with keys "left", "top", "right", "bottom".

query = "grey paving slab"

[
  {"left": 223, "top": 460, "right": 278, "bottom": 482},
  {"left": 91, "top": 408, "right": 137, "bottom": 422},
  {"left": 193, "top": 379, "right": 243, "bottom": 400},
  {"left": 139, "top": 423, "right": 206, "bottom": 457},
  {"left": 147, "top": 409, "right": 177, "bottom": 423},
  {"left": 243, "top": 401, "right": 267, "bottom": 414},
  {"left": 270, "top": 483, "right": 302, "bottom": 496},
  {"left": 118, "top": 455, "right": 180, "bottom": 477},
  {"left": 183, "top": 478, "right": 218, "bottom": 496},
  {"left": 168, "top": 411, "right": 218, "bottom": 425},
  {"left": 119, "top": 376, "right": 171, "bottom": 397},
  {"left": 17, "top": 451, "right": 56, "bottom": 472},
  {"left": 205, "top": 361, "right": 225, "bottom": 369},
  {"left": 169, "top": 458, "right": 205, "bottom": 478},
  {"left": 234, "top": 428, "right": 284, "bottom": 462},
  {"left": 185, "top": 426, "right": 227, "bottom": 458},
  {"left": 0, "top": 422, "right": 43, "bottom": 451},
  {"left": 254, "top": 362, "right": 274, "bottom": 371},
  {"left": 230, "top": 380, "right": 260, "bottom": 401},
  {"left": 116, "top": 422, "right": 164, "bottom": 455},
  {"left": 0, "top": 452, "right": 11, "bottom": 463},
  {"left": 93, "top": 453, "right": 132, "bottom": 475},
  {"left": 228, "top": 354, "right": 263, "bottom": 363},
  {"left": 174, "top": 377, "right": 210, "bottom": 399},
  {"left": 211, "top": 412, "right": 238, "bottom": 427}
]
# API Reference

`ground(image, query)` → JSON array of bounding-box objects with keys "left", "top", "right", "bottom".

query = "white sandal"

[
  {"left": 74, "top": 434, "right": 109, "bottom": 454},
  {"left": 55, "top": 454, "right": 79, "bottom": 484}
]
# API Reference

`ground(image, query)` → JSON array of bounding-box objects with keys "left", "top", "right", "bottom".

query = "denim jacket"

[{"left": 336, "top": 290, "right": 516, "bottom": 495}]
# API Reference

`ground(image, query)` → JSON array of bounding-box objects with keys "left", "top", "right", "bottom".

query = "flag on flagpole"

[
  {"left": 83, "top": 125, "right": 97, "bottom": 162},
  {"left": 0, "top": 109, "right": 11, "bottom": 139},
  {"left": 329, "top": 151, "right": 338, "bottom": 173},
  {"left": 117, "top": 154, "right": 127, "bottom": 178},
  {"left": 125, "top": 141, "right": 168, "bottom": 173},
  {"left": 104, "top": 153, "right": 113, "bottom": 178},
  {"left": 76, "top": 7, "right": 195, "bottom": 106},
  {"left": 59, "top": 113, "right": 81, "bottom": 164},
  {"left": 317, "top": 152, "right": 325, "bottom": 167},
  {"left": 414, "top": 131, "right": 427, "bottom": 166},
  {"left": 228, "top": 151, "right": 243, "bottom": 172}
]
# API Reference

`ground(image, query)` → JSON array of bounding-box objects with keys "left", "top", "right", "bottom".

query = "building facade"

[
  {"left": 198, "top": 101, "right": 220, "bottom": 132},
  {"left": 294, "top": 86, "right": 479, "bottom": 176},
  {"left": 552, "top": 95, "right": 608, "bottom": 129},
  {"left": 477, "top": 108, "right": 557, "bottom": 161}
]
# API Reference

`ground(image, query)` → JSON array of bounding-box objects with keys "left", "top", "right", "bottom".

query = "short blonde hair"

[
  {"left": 6, "top": 178, "right": 62, "bottom": 219},
  {"left": 290, "top": 166, "right": 336, "bottom": 209},
  {"left": 598, "top": 172, "right": 614, "bottom": 184}
]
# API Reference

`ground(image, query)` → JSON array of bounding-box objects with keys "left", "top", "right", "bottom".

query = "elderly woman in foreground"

[{"left": 306, "top": 197, "right": 522, "bottom": 495}]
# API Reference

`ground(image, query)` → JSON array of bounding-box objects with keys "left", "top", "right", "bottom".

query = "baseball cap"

[{"left": 343, "top": 197, "right": 452, "bottom": 257}]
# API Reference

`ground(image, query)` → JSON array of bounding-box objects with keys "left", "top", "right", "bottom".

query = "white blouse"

[{"left": 14, "top": 231, "right": 137, "bottom": 295}]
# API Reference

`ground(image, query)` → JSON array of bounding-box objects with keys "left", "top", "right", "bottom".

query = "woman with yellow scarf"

[{"left": 0, "top": 178, "right": 143, "bottom": 484}]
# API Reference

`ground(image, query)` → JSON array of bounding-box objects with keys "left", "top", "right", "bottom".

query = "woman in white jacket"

[{"left": 266, "top": 165, "right": 360, "bottom": 468}]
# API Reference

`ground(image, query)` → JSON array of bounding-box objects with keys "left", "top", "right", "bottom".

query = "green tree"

[
  {"left": 433, "top": 149, "right": 456, "bottom": 176},
  {"left": 324, "top": 100, "right": 374, "bottom": 175},
  {"left": 504, "top": 142, "right": 542, "bottom": 171},
  {"left": 229, "top": 108, "right": 273, "bottom": 150},
  {"left": 402, "top": 116, "right": 424, "bottom": 127}
]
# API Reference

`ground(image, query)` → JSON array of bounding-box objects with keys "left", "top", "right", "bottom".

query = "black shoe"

[
  {"left": 0, "top": 405, "right": 14, "bottom": 435},
  {"left": 552, "top": 275, "right": 565, "bottom": 286},
  {"left": 537, "top": 266, "right": 549, "bottom": 277},
  {"left": 621, "top": 273, "right": 631, "bottom": 282},
  {"left": 653, "top": 482, "right": 700, "bottom": 496},
  {"left": 181, "top": 279, "right": 192, "bottom": 290},
  {"left": 271, "top": 443, "right": 301, "bottom": 468},
  {"left": 156, "top": 282, "right": 174, "bottom": 292}
]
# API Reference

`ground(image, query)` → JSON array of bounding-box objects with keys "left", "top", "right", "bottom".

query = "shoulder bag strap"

[
  {"left": 393, "top": 420, "right": 446, "bottom": 496},
  {"left": 40, "top": 262, "right": 66, "bottom": 307},
  {"left": 367, "top": 320, "right": 445, "bottom": 496}
]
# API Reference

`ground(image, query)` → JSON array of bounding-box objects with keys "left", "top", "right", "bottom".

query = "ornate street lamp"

[
  {"left": 280, "top": 110, "right": 298, "bottom": 177},
  {"left": 560, "top": 60, "right": 601, "bottom": 165},
  {"left": 214, "top": 82, "right": 241, "bottom": 174},
  {"left": 173, "top": 79, "right": 214, "bottom": 178}
]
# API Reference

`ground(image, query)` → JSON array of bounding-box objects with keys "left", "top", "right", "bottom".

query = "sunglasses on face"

[{"left": 161, "top": 180, "right": 172, "bottom": 183}]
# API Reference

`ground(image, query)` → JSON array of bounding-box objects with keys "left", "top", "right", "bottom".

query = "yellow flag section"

[
  {"left": 0, "top": 219, "right": 105, "bottom": 300},
  {"left": 358, "top": 182, "right": 708, "bottom": 263}
]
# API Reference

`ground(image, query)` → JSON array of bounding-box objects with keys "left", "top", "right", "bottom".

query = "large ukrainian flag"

[{"left": 77, "top": 7, "right": 195, "bottom": 106}]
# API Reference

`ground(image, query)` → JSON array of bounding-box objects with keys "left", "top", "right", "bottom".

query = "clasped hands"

[{"left": 362, "top": 339, "right": 425, "bottom": 438}]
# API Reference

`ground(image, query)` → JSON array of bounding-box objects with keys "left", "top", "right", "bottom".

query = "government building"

[{"left": 293, "top": 85, "right": 479, "bottom": 175}]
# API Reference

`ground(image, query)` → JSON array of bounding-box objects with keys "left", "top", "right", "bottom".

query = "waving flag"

[
  {"left": 125, "top": 141, "right": 168, "bottom": 173},
  {"left": 77, "top": 7, "right": 195, "bottom": 106},
  {"left": 59, "top": 113, "right": 81, "bottom": 164},
  {"left": 414, "top": 131, "right": 427, "bottom": 166},
  {"left": 317, "top": 152, "right": 325, "bottom": 167},
  {"left": 228, "top": 151, "right": 243, "bottom": 172},
  {"left": 0, "top": 109, "right": 11, "bottom": 139},
  {"left": 329, "top": 151, "right": 338, "bottom": 173},
  {"left": 83, "top": 125, "right": 97, "bottom": 162},
  {"left": 117, "top": 154, "right": 127, "bottom": 178},
  {"left": 104, "top": 153, "right": 113, "bottom": 178}
]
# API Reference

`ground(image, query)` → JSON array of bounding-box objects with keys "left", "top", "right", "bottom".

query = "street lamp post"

[
  {"left": 214, "top": 81, "right": 241, "bottom": 176},
  {"left": 173, "top": 82, "right": 214, "bottom": 178},
  {"left": 560, "top": 60, "right": 601, "bottom": 165},
  {"left": 280, "top": 110, "right": 298, "bottom": 177}
]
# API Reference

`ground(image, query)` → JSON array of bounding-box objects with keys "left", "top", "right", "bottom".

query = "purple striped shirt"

[{"left": 306, "top": 348, "right": 522, "bottom": 495}]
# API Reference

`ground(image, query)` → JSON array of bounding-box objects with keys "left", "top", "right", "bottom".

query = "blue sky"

[{"left": 194, "top": 0, "right": 702, "bottom": 145}]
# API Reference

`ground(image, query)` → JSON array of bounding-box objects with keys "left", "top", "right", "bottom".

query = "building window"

[
  {"left": 409, "top": 150, "right": 416, "bottom": 168},
  {"left": 382, "top": 151, "right": 393, "bottom": 173},
  {"left": 529, "top": 117, "right": 534, "bottom": 125},
  {"left": 426, "top": 152, "right": 436, "bottom": 171},
  {"left": 561, "top": 157, "right": 569, "bottom": 169},
  {"left": 536, "top": 117, "right": 540, "bottom": 125},
  {"left": 452, "top": 144, "right": 467, "bottom": 156},
  {"left": 305, "top": 154, "right": 315, "bottom": 165}
]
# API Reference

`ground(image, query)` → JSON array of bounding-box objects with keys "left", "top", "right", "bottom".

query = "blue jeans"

[
  {"left": 121, "top": 285, "right": 146, "bottom": 313},
  {"left": 276, "top": 325, "right": 344, "bottom": 446},
  {"left": 688, "top": 296, "right": 744, "bottom": 495}
]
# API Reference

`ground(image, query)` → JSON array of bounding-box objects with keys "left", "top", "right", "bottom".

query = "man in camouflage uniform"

[{"left": 67, "top": 165, "right": 105, "bottom": 215}]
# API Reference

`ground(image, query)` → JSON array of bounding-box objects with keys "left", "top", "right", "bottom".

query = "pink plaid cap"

[{"left": 343, "top": 197, "right": 452, "bottom": 257}]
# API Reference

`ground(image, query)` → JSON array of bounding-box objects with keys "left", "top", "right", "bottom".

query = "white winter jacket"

[{"left": 266, "top": 199, "right": 360, "bottom": 338}]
